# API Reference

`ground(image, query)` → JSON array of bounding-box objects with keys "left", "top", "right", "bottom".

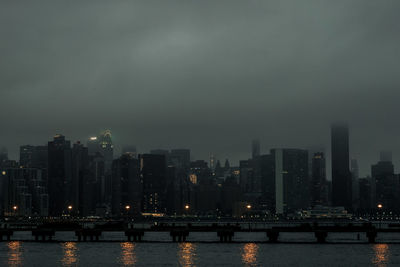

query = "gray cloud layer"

[{"left": 1, "top": 0, "right": 400, "bottom": 176}]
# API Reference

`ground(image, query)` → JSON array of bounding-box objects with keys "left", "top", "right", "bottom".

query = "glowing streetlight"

[
  {"left": 185, "top": 204, "right": 190, "bottom": 210},
  {"left": 68, "top": 205, "right": 73, "bottom": 211},
  {"left": 246, "top": 204, "right": 252, "bottom": 209},
  {"left": 377, "top": 204, "right": 383, "bottom": 209},
  {"left": 13, "top": 205, "right": 17, "bottom": 211},
  {"left": 125, "top": 205, "right": 131, "bottom": 210}
]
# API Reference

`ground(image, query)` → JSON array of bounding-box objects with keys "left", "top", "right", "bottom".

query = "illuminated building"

[
  {"left": 140, "top": 154, "right": 167, "bottom": 213},
  {"left": 98, "top": 130, "right": 114, "bottom": 172}
]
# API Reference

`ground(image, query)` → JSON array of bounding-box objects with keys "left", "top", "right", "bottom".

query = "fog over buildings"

[{"left": 1, "top": 0, "right": 400, "bottom": 176}]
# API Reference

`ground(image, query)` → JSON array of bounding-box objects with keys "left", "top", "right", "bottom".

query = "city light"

[
  {"left": 378, "top": 204, "right": 383, "bottom": 209},
  {"left": 13, "top": 206, "right": 17, "bottom": 211},
  {"left": 246, "top": 204, "right": 252, "bottom": 209},
  {"left": 68, "top": 205, "right": 73, "bottom": 210},
  {"left": 185, "top": 204, "right": 190, "bottom": 210},
  {"left": 125, "top": 205, "right": 131, "bottom": 210}
]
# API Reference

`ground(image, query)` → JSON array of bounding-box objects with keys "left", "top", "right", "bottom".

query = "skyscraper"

[
  {"left": 311, "top": 152, "right": 327, "bottom": 206},
  {"left": 140, "top": 154, "right": 167, "bottom": 213},
  {"left": 47, "top": 134, "right": 72, "bottom": 216},
  {"left": 272, "top": 148, "right": 309, "bottom": 214},
  {"left": 98, "top": 130, "right": 114, "bottom": 172},
  {"left": 331, "top": 123, "right": 352, "bottom": 211}
]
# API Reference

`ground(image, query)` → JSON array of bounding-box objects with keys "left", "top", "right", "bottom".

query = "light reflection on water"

[
  {"left": 61, "top": 242, "right": 78, "bottom": 266},
  {"left": 372, "top": 244, "right": 390, "bottom": 267},
  {"left": 241, "top": 243, "right": 259, "bottom": 267},
  {"left": 7, "top": 241, "right": 22, "bottom": 266},
  {"left": 120, "top": 242, "right": 137, "bottom": 266},
  {"left": 178, "top": 243, "right": 196, "bottom": 267}
]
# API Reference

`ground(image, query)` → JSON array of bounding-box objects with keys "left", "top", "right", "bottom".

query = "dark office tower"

[
  {"left": 359, "top": 177, "right": 373, "bottom": 212},
  {"left": 87, "top": 136, "right": 100, "bottom": 156},
  {"left": 331, "top": 123, "right": 352, "bottom": 211},
  {"left": 380, "top": 151, "right": 392, "bottom": 162},
  {"left": 351, "top": 159, "right": 360, "bottom": 210},
  {"left": 19, "top": 145, "right": 48, "bottom": 170},
  {"left": 140, "top": 154, "right": 167, "bottom": 213},
  {"left": 20, "top": 145, "right": 34, "bottom": 168},
  {"left": 170, "top": 149, "right": 190, "bottom": 169},
  {"left": 47, "top": 134, "right": 72, "bottom": 216},
  {"left": 98, "top": 130, "right": 114, "bottom": 172},
  {"left": 272, "top": 149, "right": 309, "bottom": 214},
  {"left": 311, "top": 152, "right": 327, "bottom": 206},
  {"left": 371, "top": 159, "right": 398, "bottom": 211},
  {"left": 0, "top": 147, "right": 8, "bottom": 166},
  {"left": 87, "top": 153, "right": 105, "bottom": 214},
  {"left": 71, "top": 142, "right": 90, "bottom": 215},
  {"left": 111, "top": 153, "right": 140, "bottom": 216},
  {"left": 252, "top": 139, "right": 260, "bottom": 159}
]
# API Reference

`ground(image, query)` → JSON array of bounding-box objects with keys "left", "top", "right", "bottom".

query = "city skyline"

[
  {"left": 2, "top": 1, "right": 400, "bottom": 178},
  {"left": 1, "top": 125, "right": 399, "bottom": 178}
]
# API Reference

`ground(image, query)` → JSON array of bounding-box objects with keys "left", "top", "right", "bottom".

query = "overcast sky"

[{"left": 1, "top": 0, "right": 400, "bottom": 176}]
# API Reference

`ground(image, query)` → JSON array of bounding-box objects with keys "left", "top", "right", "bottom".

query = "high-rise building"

[
  {"left": 371, "top": 159, "right": 399, "bottom": 211},
  {"left": 252, "top": 139, "right": 260, "bottom": 159},
  {"left": 140, "top": 154, "right": 167, "bottom": 213},
  {"left": 112, "top": 153, "right": 140, "bottom": 216},
  {"left": 71, "top": 142, "right": 90, "bottom": 216},
  {"left": 331, "top": 123, "right": 352, "bottom": 211},
  {"left": 272, "top": 149, "right": 309, "bottom": 214},
  {"left": 47, "top": 134, "right": 72, "bottom": 216},
  {"left": 351, "top": 159, "right": 360, "bottom": 210},
  {"left": 0, "top": 147, "right": 8, "bottom": 167},
  {"left": 311, "top": 152, "right": 328, "bottom": 206},
  {"left": 98, "top": 130, "right": 114, "bottom": 172},
  {"left": 170, "top": 149, "right": 190, "bottom": 169},
  {"left": 87, "top": 136, "right": 100, "bottom": 156}
]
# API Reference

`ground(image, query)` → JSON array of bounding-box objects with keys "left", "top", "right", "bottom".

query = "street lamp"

[
  {"left": 125, "top": 205, "right": 131, "bottom": 210},
  {"left": 377, "top": 204, "right": 383, "bottom": 229},
  {"left": 185, "top": 204, "right": 190, "bottom": 210},
  {"left": 246, "top": 204, "right": 252, "bottom": 210}
]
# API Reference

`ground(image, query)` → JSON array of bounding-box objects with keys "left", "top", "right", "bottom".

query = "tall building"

[
  {"left": 331, "top": 123, "right": 352, "bottom": 211},
  {"left": 0, "top": 147, "right": 8, "bottom": 167},
  {"left": 87, "top": 136, "right": 100, "bottom": 156},
  {"left": 98, "top": 130, "right": 114, "bottom": 172},
  {"left": 371, "top": 159, "right": 399, "bottom": 211},
  {"left": 170, "top": 149, "right": 190, "bottom": 169},
  {"left": 311, "top": 152, "right": 328, "bottom": 206},
  {"left": 71, "top": 142, "right": 90, "bottom": 216},
  {"left": 47, "top": 134, "right": 72, "bottom": 216},
  {"left": 351, "top": 159, "right": 360, "bottom": 210},
  {"left": 140, "top": 154, "right": 167, "bottom": 213},
  {"left": 272, "top": 149, "right": 309, "bottom": 214},
  {"left": 252, "top": 139, "right": 260, "bottom": 159},
  {"left": 112, "top": 153, "right": 140, "bottom": 216}
]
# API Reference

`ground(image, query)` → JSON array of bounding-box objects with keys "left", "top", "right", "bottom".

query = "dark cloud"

[{"left": 1, "top": 0, "right": 400, "bottom": 176}]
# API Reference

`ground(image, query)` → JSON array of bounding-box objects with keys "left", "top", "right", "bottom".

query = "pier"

[{"left": 0, "top": 220, "right": 399, "bottom": 243}]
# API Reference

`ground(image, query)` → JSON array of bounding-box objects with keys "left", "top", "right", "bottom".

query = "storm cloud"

[{"left": 1, "top": 0, "right": 400, "bottom": 176}]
